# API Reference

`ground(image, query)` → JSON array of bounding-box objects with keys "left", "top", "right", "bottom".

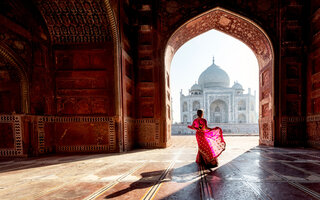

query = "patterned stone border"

[
  {"left": 37, "top": 116, "right": 116, "bottom": 153},
  {"left": 136, "top": 119, "right": 160, "bottom": 147},
  {"left": 306, "top": 114, "right": 320, "bottom": 147},
  {"left": 124, "top": 117, "right": 135, "bottom": 151},
  {"left": 0, "top": 115, "right": 23, "bottom": 156},
  {"left": 306, "top": 114, "right": 320, "bottom": 122},
  {"left": 259, "top": 117, "right": 273, "bottom": 143},
  {"left": 57, "top": 145, "right": 110, "bottom": 152},
  {"left": 1, "top": 114, "right": 162, "bottom": 156},
  {"left": 281, "top": 116, "right": 306, "bottom": 144}
]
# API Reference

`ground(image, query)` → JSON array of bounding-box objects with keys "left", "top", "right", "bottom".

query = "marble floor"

[{"left": 0, "top": 136, "right": 320, "bottom": 200}]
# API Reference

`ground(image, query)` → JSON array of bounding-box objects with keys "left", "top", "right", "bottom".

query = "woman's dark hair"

[{"left": 197, "top": 109, "right": 203, "bottom": 117}]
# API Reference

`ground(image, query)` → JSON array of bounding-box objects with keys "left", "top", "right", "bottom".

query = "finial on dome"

[{"left": 212, "top": 56, "right": 215, "bottom": 64}]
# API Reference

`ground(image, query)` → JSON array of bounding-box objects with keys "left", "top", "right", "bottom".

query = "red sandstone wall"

[
  {"left": 54, "top": 46, "right": 115, "bottom": 115},
  {"left": 133, "top": 1, "right": 165, "bottom": 148},
  {"left": 0, "top": 0, "right": 54, "bottom": 156},
  {"left": 42, "top": 45, "right": 117, "bottom": 153},
  {"left": 307, "top": 1, "right": 320, "bottom": 148},
  {"left": 0, "top": 0, "right": 120, "bottom": 156},
  {"left": 277, "top": 1, "right": 306, "bottom": 146}
]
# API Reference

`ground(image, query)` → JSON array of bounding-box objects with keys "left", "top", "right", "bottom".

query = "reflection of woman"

[{"left": 188, "top": 109, "right": 226, "bottom": 168}]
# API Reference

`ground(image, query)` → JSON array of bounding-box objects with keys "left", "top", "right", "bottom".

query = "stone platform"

[
  {"left": 0, "top": 136, "right": 320, "bottom": 199},
  {"left": 172, "top": 123, "right": 259, "bottom": 135}
]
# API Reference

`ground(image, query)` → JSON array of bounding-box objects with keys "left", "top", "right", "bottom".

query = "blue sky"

[{"left": 170, "top": 29, "right": 259, "bottom": 123}]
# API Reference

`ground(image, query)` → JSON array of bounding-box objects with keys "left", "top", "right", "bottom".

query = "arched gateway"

[
  {"left": 164, "top": 7, "right": 274, "bottom": 146},
  {"left": 0, "top": 0, "right": 315, "bottom": 158}
]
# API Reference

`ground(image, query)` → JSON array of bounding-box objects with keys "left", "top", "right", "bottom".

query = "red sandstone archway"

[
  {"left": 164, "top": 7, "right": 274, "bottom": 146},
  {"left": 0, "top": 42, "right": 29, "bottom": 114}
]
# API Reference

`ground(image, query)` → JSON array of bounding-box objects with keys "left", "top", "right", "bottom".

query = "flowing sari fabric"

[{"left": 188, "top": 118, "right": 226, "bottom": 166}]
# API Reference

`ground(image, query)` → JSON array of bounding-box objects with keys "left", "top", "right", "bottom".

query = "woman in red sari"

[{"left": 188, "top": 109, "right": 226, "bottom": 168}]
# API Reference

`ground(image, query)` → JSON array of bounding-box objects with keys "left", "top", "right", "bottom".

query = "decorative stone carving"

[
  {"left": 124, "top": 117, "right": 135, "bottom": 151},
  {"left": 36, "top": 0, "right": 112, "bottom": 44},
  {"left": 262, "top": 123, "right": 270, "bottom": 140},
  {"left": 281, "top": 116, "right": 306, "bottom": 143},
  {"left": 307, "top": 115, "right": 320, "bottom": 142},
  {"left": 0, "top": 115, "right": 23, "bottom": 156},
  {"left": 37, "top": 116, "right": 116, "bottom": 153},
  {"left": 136, "top": 119, "right": 160, "bottom": 147},
  {"left": 166, "top": 8, "right": 272, "bottom": 70}
]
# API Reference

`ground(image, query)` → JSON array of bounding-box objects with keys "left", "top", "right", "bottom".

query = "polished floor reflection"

[{"left": 0, "top": 136, "right": 320, "bottom": 200}]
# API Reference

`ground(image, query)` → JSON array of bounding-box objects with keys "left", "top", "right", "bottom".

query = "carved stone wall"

[
  {"left": 307, "top": 0, "right": 320, "bottom": 148},
  {"left": 0, "top": 1, "right": 55, "bottom": 157},
  {"left": 124, "top": 117, "right": 135, "bottom": 151},
  {"left": 0, "top": 67, "right": 21, "bottom": 113},
  {"left": 281, "top": 116, "right": 306, "bottom": 146},
  {"left": 0, "top": 0, "right": 55, "bottom": 115},
  {"left": 277, "top": 1, "right": 306, "bottom": 146},
  {"left": 306, "top": 115, "right": 320, "bottom": 147},
  {"left": 54, "top": 46, "right": 115, "bottom": 116},
  {"left": 136, "top": 119, "right": 160, "bottom": 148},
  {"left": 37, "top": 116, "right": 116, "bottom": 153}
]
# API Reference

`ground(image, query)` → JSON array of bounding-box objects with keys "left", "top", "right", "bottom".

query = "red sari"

[{"left": 188, "top": 118, "right": 226, "bottom": 166}]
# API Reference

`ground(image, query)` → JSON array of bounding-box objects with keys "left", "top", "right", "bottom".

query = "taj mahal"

[{"left": 172, "top": 57, "right": 259, "bottom": 134}]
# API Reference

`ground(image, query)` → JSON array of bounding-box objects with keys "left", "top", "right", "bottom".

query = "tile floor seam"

[
  {"left": 280, "top": 162, "right": 320, "bottom": 179},
  {"left": 140, "top": 160, "right": 176, "bottom": 200},
  {"left": 140, "top": 149, "right": 185, "bottom": 200},
  {"left": 31, "top": 160, "right": 143, "bottom": 199},
  {"left": 1, "top": 137, "right": 319, "bottom": 200},
  {"left": 259, "top": 164, "right": 320, "bottom": 200},
  {"left": 200, "top": 165, "right": 214, "bottom": 200},
  {"left": 228, "top": 163, "right": 272, "bottom": 200},
  {"left": 83, "top": 161, "right": 148, "bottom": 200}
]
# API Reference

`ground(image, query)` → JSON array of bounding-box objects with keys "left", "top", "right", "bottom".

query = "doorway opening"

[{"left": 164, "top": 7, "right": 274, "bottom": 146}]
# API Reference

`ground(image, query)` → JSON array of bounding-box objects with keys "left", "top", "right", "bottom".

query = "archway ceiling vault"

[
  {"left": 34, "top": 0, "right": 113, "bottom": 44},
  {"left": 166, "top": 8, "right": 273, "bottom": 70}
]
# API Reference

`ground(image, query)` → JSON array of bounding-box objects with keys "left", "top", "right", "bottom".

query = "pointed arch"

[
  {"left": 164, "top": 7, "right": 275, "bottom": 145},
  {"left": 0, "top": 42, "right": 29, "bottom": 113}
]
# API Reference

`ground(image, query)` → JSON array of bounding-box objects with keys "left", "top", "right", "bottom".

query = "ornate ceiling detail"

[{"left": 35, "top": 0, "right": 112, "bottom": 44}]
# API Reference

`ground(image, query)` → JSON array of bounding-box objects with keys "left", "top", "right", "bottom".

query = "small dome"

[
  {"left": 198, "top": 57, "right": 230, "bottom": 88},
  {"left": 232, "top": 82, "right": 244, "bottom": 90},
  {"left": 191, "top": 83, "right": 202, "bottom": 91}
]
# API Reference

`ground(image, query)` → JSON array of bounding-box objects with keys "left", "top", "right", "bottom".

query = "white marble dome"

[
  {"left": 232, "top": 82, "right": 244, "bottom": 90},
  {"left": 198, "top": 58, "right": 230, "bottom": 88},
  {"left": 191, "top": 83, "right": 202, "bottom": 91}
]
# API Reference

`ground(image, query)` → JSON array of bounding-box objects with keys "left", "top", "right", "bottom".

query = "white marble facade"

[{"left": 179, "top": 57, "right": 258, "bottom": 125}]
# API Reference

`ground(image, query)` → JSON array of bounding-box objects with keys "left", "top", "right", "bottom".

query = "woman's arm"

[
  {"left": 188, "top": 120, "right": 199, "bottom": 130},
  {"left": 187, "top": 125, "right": 197, "bottom": 130},
  {"left": 188, "top": 124, "right": 198, "bottom": 130}
]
